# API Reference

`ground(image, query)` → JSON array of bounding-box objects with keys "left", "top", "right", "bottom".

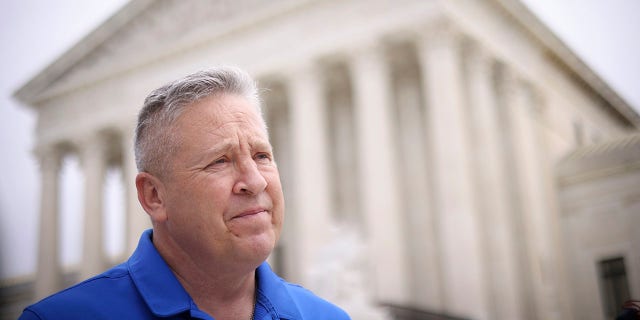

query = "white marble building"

[{"left": 7, "top": 0, "right": 640, "bottom": 319}]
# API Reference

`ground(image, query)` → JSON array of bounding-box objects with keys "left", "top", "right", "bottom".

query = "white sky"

[
  {"left": 0, "top": 0, "right": 639, "bottom": 279},
  {"left": 0, "top": 0, "right": 129, "bottom": 279}
]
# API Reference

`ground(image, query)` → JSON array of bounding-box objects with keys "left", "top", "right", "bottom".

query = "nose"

[{"left": 232, "top": 158, "right": 268, "bottom": 195}]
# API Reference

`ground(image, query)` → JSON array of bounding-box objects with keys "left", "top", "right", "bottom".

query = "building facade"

[
  {"left": 557, "top": 133, "right": 640, "bottom": 320},
  {"left": 6, "top": 0, "right": 640, "bottom": 319}
]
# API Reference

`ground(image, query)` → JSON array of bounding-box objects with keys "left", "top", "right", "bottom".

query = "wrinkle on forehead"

[
  {"left": 176, "top": 94, "right": 266, "bottom": 132},
  {"left": 171, "top": 94, "right": 271, "bottom": 169},
  {"left": 201, "top": 96, "right": 266, "bottom": 129},
  {"left": 200, "top": 115, "right": 267, "bottom": 145}
]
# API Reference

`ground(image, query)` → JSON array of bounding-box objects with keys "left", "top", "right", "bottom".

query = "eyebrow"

[
  {"left": 250, "top": 139, "right": 273, "bottom": 152},
  {"left": 202, "top": 141, "right": 234, "bottom": 160},
  {"left": 189, "top": 138, "right": 273, "bottom": 166},
  {"left": 184, "top": 140, "right": 232, "bottom": 168}
]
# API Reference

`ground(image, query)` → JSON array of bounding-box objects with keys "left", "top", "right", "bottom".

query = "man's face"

[{"left": 159, "top": 94, "right": 284, "bottom": 267}]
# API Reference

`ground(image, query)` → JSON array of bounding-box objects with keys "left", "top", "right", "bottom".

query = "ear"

[{"left": 136, "top": 172, "right": 168, "bottom": 223}]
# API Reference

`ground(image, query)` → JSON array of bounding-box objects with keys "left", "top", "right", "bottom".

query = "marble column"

[
  {"left": 531, "top": 90, "right": 573, "bottom": 319},
  {"left": 79, "top": 133, "right": 107, "bottom": 279},
  {"left": 324, "top": 63, "right": 360, "bottom": 225},
  {"left": 34, "top": 145, "right": 63, "bottom": 300},
  {"left": 389, "top": 45, "right": 441, "bottom": 309},
  {"left": 499, "top": 69, "right": 565, "bottom": 320},
  {"left": 350, "top": 41, "right": 409, "bottom": 304},
  {"left": 418, "top": 24, "right": 488, "bottom": 318},
  {"left": 261, "top": 80, "right": 294, "bottom": 277},
  {"left": 286, "top": 61, "right": 333, "bottom": 285},
  {"left": 122, "top": 126, "right": 149, "bottom": 255},
  {"left": 465, "top": 44, "right": 524, "bottom": 319}
]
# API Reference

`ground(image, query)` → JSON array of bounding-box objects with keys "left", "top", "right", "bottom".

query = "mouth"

[{"left": 232, "top": 207, "right": 268, "bottom": 219}]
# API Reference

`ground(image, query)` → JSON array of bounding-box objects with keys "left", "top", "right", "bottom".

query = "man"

[{"left": 20, "top": 67, "right": 351, "bottom": 320}]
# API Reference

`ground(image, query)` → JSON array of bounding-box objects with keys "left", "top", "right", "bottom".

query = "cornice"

[
  {"left": 491, "top": 0, "right": 640, "bottom": 129},
  {"left": 13, "top": 0, "right": 154, "bottom": 106},
  {"left": 13, "top": 0, "right": 314, "bottom": 107},
  {"left": 14, "top": 0, "right": 640, "bottom": 130},
  {"left": 557, "top": 133, "right": 640, "bottom": 185}
]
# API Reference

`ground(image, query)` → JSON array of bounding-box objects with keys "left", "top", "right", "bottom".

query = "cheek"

[
  {"left": 171, "top": 181, "right": 225, "bottom": 217},
  {"left": 267, "top": 176, "right": 284, "bottom": 203},
  {"left": 267, "top": 179, "right": 285, "bottom": 222}
]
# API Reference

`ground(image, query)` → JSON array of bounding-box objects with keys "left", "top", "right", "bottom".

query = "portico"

[{"left": 15, "top": 0, "right": 640, "bottom": 319}]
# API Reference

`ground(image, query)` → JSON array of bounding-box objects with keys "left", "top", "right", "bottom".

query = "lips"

[{"left": 232, "top": 207, "right": 267, "bottom": 219}]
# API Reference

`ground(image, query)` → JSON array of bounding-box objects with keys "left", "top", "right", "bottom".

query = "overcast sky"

[
  {"left": 1, "top": 0, "right": 639, "bottom": 279},
  {"left": 0, "top": 0, "right": 129, "bottom": 279}
]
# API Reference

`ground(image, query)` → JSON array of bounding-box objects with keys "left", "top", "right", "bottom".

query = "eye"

[
  {"left": 254, "top": 152, "right": 272, "bottom": 163},
  {"left": 206, "top": 157, "right": 229, "bottom": 169}
]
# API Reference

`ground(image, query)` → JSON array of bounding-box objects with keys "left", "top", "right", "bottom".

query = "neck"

[
  {"left": 176, "top": 269, "right": 256, "bottom": 320},
  {"left": 153, "top": 231, "right": 259, "bottom": 320}
]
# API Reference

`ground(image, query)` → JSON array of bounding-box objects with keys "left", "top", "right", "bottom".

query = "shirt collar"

[
  {"left": 127, "top": 229, "right": 193, "bottom": 317},
  {"left": 127, "top": 229, "right": 305, "bottom": 319},
  {"left": 255, "top": 262, "right": 304, "bottom": 320}
]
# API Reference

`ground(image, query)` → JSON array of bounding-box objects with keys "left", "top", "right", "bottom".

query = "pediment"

[
  {"left": 13, "top": 0, "right": 640, "bottom": 128},
  {"left": 15, "top": 0, "right": 303, "bottom": 105}
]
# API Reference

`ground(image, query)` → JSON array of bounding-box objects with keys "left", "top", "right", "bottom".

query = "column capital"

[
  {"left": 498, "top": 67, "right": 544, "bottom": 117},
  {"left": 417, "top": 17, "right": 463, "bottom": 51},
  {"left": 34, "top": 143, "right": 63, "bottom": 172},
  {"left": 528, "top": 84, "right": 546, "bottom": 117},
  {"left": 284, "top": 59, "right": 322, "bottom": 83},
  {"left": 345, "top": 38, "right": 389, "bottom": 68},
  {"left": 117, "top": 122, "right": 137, "bottom": 141},
  {"left": 75, "top": 131, "right": 110, "bottom": 166},
  {"left": 497, "top": 65, "right": 523, "bottom": 100},
  {"left": 464, "top": 40, "right": 496, "bottom": 72}
]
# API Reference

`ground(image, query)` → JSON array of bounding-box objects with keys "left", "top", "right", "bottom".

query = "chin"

[{"left": 244, "top": 233, "right": 276, "bottom": 261}]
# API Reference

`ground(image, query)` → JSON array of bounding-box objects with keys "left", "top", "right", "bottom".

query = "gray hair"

[{"left": 134, "top": 66, "right": 262, "bottom": 175}]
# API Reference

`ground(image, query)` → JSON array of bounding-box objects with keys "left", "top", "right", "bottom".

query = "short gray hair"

[{"left": 134, "top": 66, "right": 262, "bottom": 175}]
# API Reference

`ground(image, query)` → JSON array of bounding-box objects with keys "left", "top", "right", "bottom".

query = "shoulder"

[
  {"left": 19, "top": 264, "right": 151, "bottom": 320},
  {"left": 281, "top": 282, "right": 351, "bottom": 319}
]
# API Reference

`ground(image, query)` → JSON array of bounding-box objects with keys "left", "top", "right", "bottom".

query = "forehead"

[{"left": 176, "top": 94, "right": 266, "bottom": 132}]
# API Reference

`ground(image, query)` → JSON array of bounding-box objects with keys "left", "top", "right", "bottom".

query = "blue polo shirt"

[{"left": 20, "top": 229, "right": 350, "bottom": 320}]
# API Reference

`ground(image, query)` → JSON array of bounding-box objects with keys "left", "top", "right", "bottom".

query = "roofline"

[
  {"left": 493, "top": 0, "right": 640, "bottom": 128},
  {"left": 13, "top": 0, "right": 640, "bottom": 128},
  {"left": 13, "top": 0, "right": 154, "bottom": 107}
]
